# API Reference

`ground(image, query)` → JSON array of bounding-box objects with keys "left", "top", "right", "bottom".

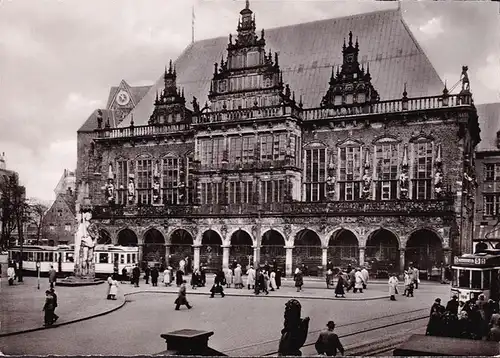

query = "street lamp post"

[{"left": 36, "top": 260, "right": 40, "bottom": 290}]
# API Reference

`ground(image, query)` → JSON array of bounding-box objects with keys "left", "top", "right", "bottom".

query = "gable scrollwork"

[{"left": 336, "top": 138, "right": 364, "bottom": 147}]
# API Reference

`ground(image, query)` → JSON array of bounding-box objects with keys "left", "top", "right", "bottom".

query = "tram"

[
  {"left": 451, "top": 250, "right": 500, "bottom": 303},
  {"left": 8, "top": 244, "right": 139, "bottom": 277}
]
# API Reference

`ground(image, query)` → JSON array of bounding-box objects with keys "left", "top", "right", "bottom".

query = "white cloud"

[
  {"left": 476, "top": 53, "right": 500, "bottom": 102},
  {"left": 64, "top": 92, "right": 102, "bottom": 113},
  {"left": 418, "top": 17, "right": 444, "bottom": 38}
]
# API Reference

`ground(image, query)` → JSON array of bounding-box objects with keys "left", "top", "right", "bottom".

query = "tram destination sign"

[{"left": 454, "top": 256, "right": 487, "bottom": 265}]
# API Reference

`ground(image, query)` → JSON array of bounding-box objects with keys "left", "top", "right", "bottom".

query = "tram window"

[
  {"left": 127, "top": 254, "right": 131, "bottom": 264},
  {"left": 132, "top": 254, "right": 136, "bottom": 263},
  {"left": 120, "top": 255, "right": 125, "bottom": 264},
  {"left": 36, "top": 252, "right": 42, "bottom": 262},
  {"left": 66, "top": 253, "right": 74, "bottom": 263},
  {"left": 22, "top": 252, "right": 28, "bottom": 261},
  {"left": 114, "top": 254, "right": 119, "bottom": 264},
  {"left": 459, "top": 269, "right": 471, "bottom": 288},
  {"left": 48, "top": 253, "right": 54, "bottom": 262},
  {"left": 472, "top": 271, "right": 482, "bottom": 289},
  {"left": 28, "top": 252, "right": 34, "bottom": 261},
  {"left": 99, "top": 253, "right": 109, "bottom": 264},
  {"left": 483, "top": 270, "right": 491, "bottom": 290}
]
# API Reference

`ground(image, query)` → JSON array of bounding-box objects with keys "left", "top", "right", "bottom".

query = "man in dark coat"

[
  {"left": 446, "top": 295, "right": 459, "bottom": 315},
  {"left": 275, "top": 267, "right": 282, "bottom": 289},
  {"left": 132, "top": 265, "right": 140, "bottom": 287},
  {"left": 426, "top": 298, "right": 445, "bottom": 336},
  {"left": 151, "top": 266, "right": 159, "bottom": 287},
  {"left": 43, "top": 290, "right": 55, "bottom": 326},
  {"left": 210, "top": 270, "right": 225, "bottom": 298},
  {"left": 315, "top": 321, "right": 344, "bottom": 356},
  {"left": 48, "top": 265, "right": 57, "bottom": 289},
  {"left": 49, "top": 288, "right": 59, "bottom": 323},
  {"left": 176, "top": 269, "right": 184, "bottom": 287},
  {"left": 144, "top": 265, "right": 151, "bottom": 285},
  {"left": 121, "top": 267, "right": 128, "bottom": 283},
  {"left": 175, "top": 280, "right": 192, "bottom": 310},
  {"left": 326, "top": 260, "right": 334, "bottom": 272}
]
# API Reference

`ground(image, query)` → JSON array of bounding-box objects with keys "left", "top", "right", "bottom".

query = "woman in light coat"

[
  {"left": 234, "top": 264, "right": 243, "bottom": 289},
  {"left": 388, "top": 273, "right": 399, "bottom": 301},
  {"left": 246, "top": 266, "right": 256, "bottom": 290},
  {"left": 354, "top": 269, "right": 365, "bottom": 293},
  {"left": 163, "top": 267, "right": 172, "bottom": 286},
  {"left": 109, "top": 276, "right": 119, "bottom": 300},
  {"left": 7, "top": 266, "right": 15, "bottom": 286},
  {"left": 224, "top": 267, "right": 233, "bottom": 288},
  {"left": 270, "top": 270, "right": 277, "bottom": 291},
  {"left": 403, "top": 271, "right": 411, "bottom": 296}
]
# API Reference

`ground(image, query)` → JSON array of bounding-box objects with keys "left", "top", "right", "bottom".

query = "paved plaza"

[{"left": 0, "top": 274, "right": 450, "bottom": 356}]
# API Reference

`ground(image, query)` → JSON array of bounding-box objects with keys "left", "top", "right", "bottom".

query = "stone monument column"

[
  {"left": 138, "top": 244, "right": 144, "bottom": 266},
  {"left": 222, "top": 245, "right": 230, "bottom": 270},
  {"left": 359, "top": 246, "right": 365, "bottom": 266},
  {"left": 399, "top": 248, "right": 405, "bottom": 273},
  {"left": 193, "top": 245, "right": 201, "bottom": 271},
  {"left": 285, "top": 247, "right": 293, "bottom": 277}
]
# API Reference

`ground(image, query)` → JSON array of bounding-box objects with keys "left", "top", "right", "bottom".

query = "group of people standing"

[
  {"left": 326, "top": 264, "right": 369, "bottom": 298},
  {"left": 426, "top": 295, "right": 500, "bottom": 341},
  {"left": 42, "top": 287, "right": 59, "bottom": 326}
]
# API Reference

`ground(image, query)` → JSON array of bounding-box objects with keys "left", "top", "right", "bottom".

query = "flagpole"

[{"left": 191, "top": 3, "right": 195, "bottom": 44}]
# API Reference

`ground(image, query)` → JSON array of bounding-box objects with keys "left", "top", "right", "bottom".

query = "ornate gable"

[
  {"left": 337, "top": 138, "right": 364, "bottom": 147},
  {"left": 321, "top": 31, "right": 380, "bottom": 110},
  {"left": 109, "top": 80, "right": 135, "bottom": 125}
]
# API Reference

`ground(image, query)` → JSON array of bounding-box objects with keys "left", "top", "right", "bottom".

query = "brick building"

[
  {"left": 76, "top": 4, "right": 480, "bottom": 277},
  {"left": 474, "top": 103, "right": 500, "bottom": 252},
  {"left": 42, "top": 190, "right": 76, "bottom": 246}
]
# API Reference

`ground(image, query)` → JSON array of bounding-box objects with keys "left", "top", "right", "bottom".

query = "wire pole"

[{"left": 191, "top": 4, "right": 195, "bottom": 44}]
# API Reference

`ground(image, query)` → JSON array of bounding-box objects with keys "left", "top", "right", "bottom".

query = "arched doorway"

[
  {"left": 261, "top": 230, "right": 286, "bottom": 273},
  {"left": 143, "top": 228, "right": 165, "bottom": 266},
  {"left": 366, "top": 228, "right": 399, "bottom": 277},
  {"left": 201, "top": 230, "right": 223, "bottom": 273},
  {"left": 406, "top": 229, "right": 443, "bottom": 277},
  {"left": 170, "top": 229, "right": 194, "bottom": 274},
  {"left": 293, "top": 229, "right": 322, "bottom": 276},
  {"left": 328, "top": 229, "right": 359, "bottom": 268},
  {"left": 230, "top": 230, "right": 253, "bottom": 270},
  {"left": 98, "top": 229, "right": 112, "bottom": 245},
  {"left": 117, "top": 229, "right": 138, "bottom": 247}
]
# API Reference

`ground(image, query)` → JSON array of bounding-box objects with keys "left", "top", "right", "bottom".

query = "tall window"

[
  {"left": 230, "top": 137, "right": 242, "bottom": 163},
  {"left": 375, "top": 143, "right": 399, "bottom": 200},
  {"left": 242, "top": 136, "right": 255, "bottom": 163},
  {"left": 412, "top": 142, "right": 433, "bottom": 199},
  {"left": 484, "top": 194, "right": 500, "bottom": 217},
  {"left": 228, "top": 181, "right": 242, "bottom": 204},
  {"left": 137, "top": 159, "right": 152, "bottom": 205},
  {"left": 261, "top": 135, "right": 273, "bottom": 161},
  {"left": 261, "top": 180, "right": 285, "bottom": 203},
  {"left": 200, "top": 138, "right": 224, "bottom": 167},
  {"left": 162, "top": 157, "right": 178, "bottom": 205},
  {"left": 200, "top": 182, "right": 223, "bottom": 205},
  {"left": 339, "top": 146, "right": 361, "bottom": 201},
  {"left": 304, "top": 146, "right": 327, "bottom": 202},
  {"left": 273, "top": 133, "right": 287, "bottom": 160},
  {"left": 186, "top": 155, "right": 194, "bottom": 204},
  {"left": 242, "top": 180, "right": 254, "bottom": 203},
  {"left": 116, "top": 160, "right": 128, "bottom": 205},
  {"left": 484, "top": 164, "right": 500, "bottom": 182}
]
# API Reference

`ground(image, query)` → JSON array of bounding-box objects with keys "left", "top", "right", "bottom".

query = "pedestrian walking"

[
  {"left": 163, "top": 266, "right": 172, "bottom": 286},
  {"left": 353, "top": 268, "right": 365, "bottom": 293},
  {"left": 295, "top": 267, "right": 304, "bottom": 292},
  {"left": 413, "top": 266, "right": 420, "bottom": 289},
  {"left": 315, "top": 321, "right": 345, "bottom": 356},
  {"left": 43, "top": 290, "right": 55, "bottom": 326},
  {"left": 270, "top": 270, "right": 277, "bottom": 291},
  {"left": 234, "top": 264, "right": 243, "bottom": 289},
  {"left": 263, "top": 270, "right": 270, "bottom": 293},
  {"left": 200, "top": 266, "right": 207, "bottom": 286},
  {"left": 121, "top": 267, "right": 128, "bottom": 283},
  {"left": 175, "top": 280, "right": 192, "bottom": 310},
  {"left": 191, "top": 269, "right": 200, "bottom": 289},
  {"left": 275, "top": 267, "right": 282, "bottom": 289},
  {"left": 48, "top": 265, "right": 57, "bottom": 289},
  {"left": 107, "top": 275, "right": 113, "bottom": 299},
  {"left": 361, "top": 267, "right": 369, "bottom": 289},
  {"left": 144, "top": 265, "right": 151, "bottom": 285},
  {"left": 49, "top": 288, "right": 59, "bottom": 323},
  {"left": 246, "top": 265, "right": 256, "bottom": 290},
  {"left": 426, "top": 298, "right": 445, "bottom": 336},
  {"left": 210, "top": 270, "right": 226, "bottom": 298},
  {"left": 225, "top": 267, "right": 233, "bottom": 288},
  {"left": 388, "top": 273, "right": 399, "bottom": 301},
  {"left": 151, "top": 266, "right": 159, "bottom": 287},
  {"left": 335, "top": 272, "right": 345, "bottom": 298},
  {"left": 132, "top": 264, "right": 140, "bottom": 287},
  {"left": 7, "top": 265, "right": 15, "bottom": 286},
  {"left": 109, "top": 275, "right": 119, "bottom": 300}
]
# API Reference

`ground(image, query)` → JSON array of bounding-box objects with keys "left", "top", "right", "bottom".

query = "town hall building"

[{"left": 76, "top": 2, "right": 480, "bottom": 277}]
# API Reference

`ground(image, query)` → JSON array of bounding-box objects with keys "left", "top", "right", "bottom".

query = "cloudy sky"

[{"left": 0, "top": 0, "right": 499, "bottom": 203}]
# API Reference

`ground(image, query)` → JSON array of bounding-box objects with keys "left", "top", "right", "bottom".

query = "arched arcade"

[
  {"left": 365, "top": 228, "right": 399, "bottom": 276},
  {"left": 328, "top": 229, "right": 359, "bottom": 267},
  {"left": 261, "top": 230, "right": 286, "bottom": 272},
  {"left": 200, "top": 230, "right": 223, "bottom": 273},
  {"left": 293, "top": 229, "right": 322, "bottom": 275}
]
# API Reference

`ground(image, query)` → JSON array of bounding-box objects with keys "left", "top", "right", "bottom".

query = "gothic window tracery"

[
  {"left": 261, "top": 179, "right": 285, "bottom": 203},
  {"left": 116, "top": 159, "right": 128, "bottom": 205},
  {"left": 412, "top": 141, "right": 434, "bottom": 200},
  {"left": 375, "top": 143, "right": 399, "bottom": 200},
  {"left": 162, "top": 156, "right": 179, "bottom": 205},
  {"left": 304, "top": 143, "right": 327, "bottom": 202},
  {"left": 339, "top": 146, "right": 361, "bottom": 201},
  {"left": 137, "top": 158, "right": 153, "bottom": 205}
]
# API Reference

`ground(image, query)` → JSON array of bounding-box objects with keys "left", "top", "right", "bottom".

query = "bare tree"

[{"left": 26, "top": 199, "right": 48, "bottom": 244}]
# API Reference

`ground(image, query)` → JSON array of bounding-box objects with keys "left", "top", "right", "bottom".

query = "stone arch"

[
  {"left": 365, "top": 228, "right": 400, "bottom": 274},
  {"left": 201, "top": 230, "right": 223, "bottom": 272},
  {"left": 230, "top": 229, "right": 253, "bottom": 269},
  {"left": 227, "top": 228, "right": 253, "bottom": 246},
  {"left": 405, "top": 227, "right": 445, "bottom": 248},
  {"left": 293, "top": 229, "right": 322, "bottom": 275},
  {"left": 169, "top": 229, "right": 194, "bottom": 273},
  {"left": 98, "top": 229, "right": 112, "bottom": 245},
  {"left": 405, "top": 228, "right": 444, "bottom": 273},
  {"left": 327, "top": 228, "right": 359, "bottom": 267},
  {"left": 117, "top": 228, "right": 139, "bottom": 247},
  {"left": 261, "top": 229, "right": 286, "bottom": 271},
  {"left": 143, "top": 228, "right": 166, "bottom": 265}
]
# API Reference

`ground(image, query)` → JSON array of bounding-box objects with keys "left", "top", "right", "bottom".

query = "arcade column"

[
  {"left": 359, "top": 246, "right": 365, "bottom": 266},
  {"left": 322, "top": 247, "right": 328, "bottom": 267},
  {"left": 222, "top": 245, "right": 230, "bottom": 270},
  {"left": 285, "top": 247, "right": 293, "bottom": 277},
  {"left": 165, "top": 245, "right": 171, "bottom": 267},
  {"left": 193, "top": 245, "right": 201, "bottom": 271},
  {"left": 253, "top": 246, "right": 261, "bottom": 268},
  {"left": 138, "top": 244, "right": 144, "bottom": 265},
  {"left": 399, "top": 248, "right": 405, "bottom": 273}
]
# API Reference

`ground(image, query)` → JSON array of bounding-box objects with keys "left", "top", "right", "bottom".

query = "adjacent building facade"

[
  {"left": 474, "top": 103, "right": 500, "bottom": 252},
  {"left": 76, "top": 4, "right": 480, "bottom": 276}
]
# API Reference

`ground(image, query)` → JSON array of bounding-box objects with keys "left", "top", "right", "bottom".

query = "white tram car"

[
  {"left": 8, "top": 244, "right": 139, "bottom": 277},
  {"left": 451, "top": 250, "right": 500, "bottom": 303}
]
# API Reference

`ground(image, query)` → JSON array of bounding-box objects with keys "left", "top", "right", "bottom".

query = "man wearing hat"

[
  {"left": 446, "top": 295, "right": 459, "bottom": 315},
  {"left": 426, "top": 298, "right": 445, "bottom": 336},
  {"left": 315, "top": 321, "right": 344, "bottom": 356}
]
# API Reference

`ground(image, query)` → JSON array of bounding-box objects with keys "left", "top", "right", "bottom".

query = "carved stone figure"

[
  {"left": 152, "top": 179, "right": 160, "bottom": 203},
  {"left": 434, "top": 171, "right": 443, "bottom": 197},
  {"left": 399, "top": 171, "right": 409, "bottom": 199},
  {"left": 461, "top": 65, "right": 470, "bottom": 92},
  {"left": 278, "top": 299, "right": 310, "bottom": 356},
  {"left": 361, "top": 168, "right": 372, "bottom": 200},
  {"left": 128, "top": 176, "right": 135, "bottom": 203},
  {"left": 105, "top": 179, "right": 115, "bottom": 204},
  {"left": 74, "top": 211, "right": 99, "bottom": 278}
]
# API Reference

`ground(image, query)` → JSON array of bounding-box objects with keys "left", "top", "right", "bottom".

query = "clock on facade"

[{"left": 116, "top": 90, "right": 131, "bottom": 106}]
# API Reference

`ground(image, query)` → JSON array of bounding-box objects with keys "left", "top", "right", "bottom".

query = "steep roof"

[
  {"left": 119, "top": 8, "right": 444, "bottom": 128},
  {"left": 476, "top": 103, "right": 500, "bottom": 152},
  {"left": 46, "top": 193, "right": 77, "bottom": 217},
  {"left": 78, "top": 109, "right": 117, "bottom": 133}
]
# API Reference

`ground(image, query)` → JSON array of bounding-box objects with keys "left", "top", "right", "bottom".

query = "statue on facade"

[
  {"left": 460, "top": 65, "right": 470, "bottom": 92},
  {"left": 400, "top": 145, "right": 409, "bottom": 199},
  {"left": 325, "top": 157, "right": 336, "bottom": 201},
  {"left": 128, "top": 175, "right": 135, "bottom": 204},
  {"left": 74, "top": 211, "right": 99, "bottom": 278},
  {"left": 277, "top": 299, "right": 310, "bottom": 356},
  {"left": 153, "top": 162, "right": 161, "bottom": 204},
  {"left": 192, "top": 96, "right": 200, "bottom": 113},
  {"left": 101, "top": 164, "right": 115, "bottom": 204},
  {"left": 434, "top": 171, "right": 444, "bottom": 197},
  {"left": 361, "top": 168, "right": 372, "bottom": 200}
]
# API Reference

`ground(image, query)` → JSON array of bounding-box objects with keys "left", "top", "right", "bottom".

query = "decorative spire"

[
  {"left": 246, "top": 0, "right": 250, "bottom": 9},
  {"left": 275, "top": 52, "right": 279, "bottom": 67},
  {"left": 355, "top": 36, "right": 359, "bottom": 49},
  {"left": 348, "top": 31, "right": 353, "bottom": 47},
  {"left": 130, "top": 114, "right": 134, "bottom": 127},
  {"left": 402, "top": 82, "right": 408, "bottom": 99},
  {"left": 299, "top": 95, "right": 303, "bottom": 108}
]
